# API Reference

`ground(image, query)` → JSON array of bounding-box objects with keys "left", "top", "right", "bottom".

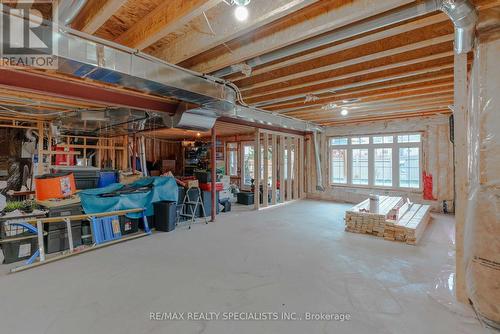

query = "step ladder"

[{"left": 177, "top": 186, "right": 208, "bottom": 229}]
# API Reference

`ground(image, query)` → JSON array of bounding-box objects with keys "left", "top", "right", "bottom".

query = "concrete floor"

[{"left": 0, "top": 200, "right": 491, "bottom": 334}]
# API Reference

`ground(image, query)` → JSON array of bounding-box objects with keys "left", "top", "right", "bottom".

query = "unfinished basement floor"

[{"left": 0, "top": 200, "right": 491, "bottom": 334}]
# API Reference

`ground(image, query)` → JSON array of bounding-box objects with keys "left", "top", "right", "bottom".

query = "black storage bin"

[
  {"left": 118, "top": 216, "right": 139, "bottom": 235},
  {"left": 153, "top": 201, "right": 177, "bottom": 232},
  {"left": 44, "top": 203, "right": 83, "bottom": 231},
  {"left": 1, "top": 233, "right": 38, "bottom": 264},
  {"left": 237, "top": 192, "right": 254, "bottom": 205},
  {"left": 44, "top": 224, "right": 82, "bottom": 254}
]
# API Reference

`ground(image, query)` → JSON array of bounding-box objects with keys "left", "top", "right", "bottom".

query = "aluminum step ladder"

[{"left": 177, "top": 186, "right": 208, "bottom": 229}]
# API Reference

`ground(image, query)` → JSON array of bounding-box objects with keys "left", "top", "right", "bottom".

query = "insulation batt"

[{"left": 464, "top": 30, "right": 500, "bottom": 327}]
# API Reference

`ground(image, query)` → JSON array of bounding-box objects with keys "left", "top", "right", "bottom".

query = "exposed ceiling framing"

[{"left": 7, "top": 0, "right": 500, "bottom": 128}]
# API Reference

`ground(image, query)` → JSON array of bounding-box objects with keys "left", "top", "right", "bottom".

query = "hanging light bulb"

[{"left": 234, "top": 5, "right": 249, "bottom": 21}]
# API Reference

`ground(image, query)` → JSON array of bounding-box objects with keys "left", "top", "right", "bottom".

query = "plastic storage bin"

[
  {"left": 237, "top": 192, "right": 254, "bottom": 205},
  {"left": 153, "top": 201, "right": 177, "bottom": 232},
  {"left": 97, "top": 170, "right": 118, "bottom": 188},
  {"left": 1, "top": 233, "right": 38, "bottom": 264},
  {"left": 44, "top": 224, "right": 82, "bottom": 254},
  {"left": 34, "top": 172, "right": 76, "bottom": 201},
  {"left": 51, "top": 167, "right": 100, "bottom": 190}
]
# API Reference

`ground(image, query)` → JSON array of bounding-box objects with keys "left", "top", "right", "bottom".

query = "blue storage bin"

[
  {"left": 97, "top": 170, "right": 118, "bottom": 188},
  {"left": 91, "top": 216, "right": 121, "bottom": 244}
]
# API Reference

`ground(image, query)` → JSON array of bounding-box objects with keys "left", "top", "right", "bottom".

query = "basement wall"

[{"left": 306, "top": 115, "right": 454, "bottom": 212}]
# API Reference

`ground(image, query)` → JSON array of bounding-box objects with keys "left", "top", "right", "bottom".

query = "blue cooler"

[{"left": 97, "top": 170, "right": 118, "bottom": 188}]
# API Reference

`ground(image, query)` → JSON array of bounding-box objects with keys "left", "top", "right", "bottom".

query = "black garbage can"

[{"left": 153, "top": 201, "right": 177, "bottom": 232}]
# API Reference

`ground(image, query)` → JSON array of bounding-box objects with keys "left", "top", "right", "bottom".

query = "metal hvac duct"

[
  {"left": 162, "top": 103, "right": 218, "bottom": 132},
  {"left": 439, "top": 0, "right": 478, "bottom": 54},
  {"left": 58, "top": 0, "right": 88, "bottom": 26},
  {"left": 0, "top": 6, "right": 321, "bottom": 133},
  {"left": 313, "top": 131, "right": 324, "bottom": 191},
  {"left": 212, "top": 0, "right": 478, "bottom": 77}
]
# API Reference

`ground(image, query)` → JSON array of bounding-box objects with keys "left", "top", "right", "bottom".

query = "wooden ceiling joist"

[
  {"left": 246, "top": 56, "right": 456, "bottom": 106},
  {"left": 225, "top": 13, "right": 451, "bottom": 82},
  {"left": 242, "top": 45, "right": 455, "bottom": 99},
  {"left": 114, "top": 0, "right": 222, "bottom": 49},
  {"left": 236, "top": 21, "right": 454, "bottom": 90},
  {"left": 148, "top": 0, "right": 319, "bottom": 64},
  {"left": 265, "top": 74, "right": 455, "bottom": 110},
  {"left": 185, "top": 0, "right": 416, "bottom": 73},
  {"left": 282, "top": 90, "right": 454, "bottom": 115},
  {"left": 71, "top": 0, "right": 127, "bottom": 34},
  {"left": 270, "top": 82, "right": 454, "bottom": 113},
  {"left": 321, "top": 109, "right": 451, "bottom": 126},
  {"left": 308, "top": 102, "right": 454, "bottom": 122}
]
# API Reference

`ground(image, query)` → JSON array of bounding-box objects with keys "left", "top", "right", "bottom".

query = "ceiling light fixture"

[
  {"left": 233, "top": 0, "right": 250, "bottom": 21},
  {"left": 341, "top": 108, "right": 349, "bottom": 116},
  {"left": 234, "top": 5, "right": 249, "bottom": 21}
]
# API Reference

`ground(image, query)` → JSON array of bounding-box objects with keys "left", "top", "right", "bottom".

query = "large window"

[
  {"left": 329, "top": 133, "right": 421, "bottom": 190},
  {"left": 374, "top": 148, "right": 392, "bottom": 186},
  {"left": 352, "top": 149, "right": 369, "bottom": 185},
  {"left": 330, "top": 149, "right": 347, "bottom": 184},
  {"left": 399, "top": 147, "right": 420, "bottom": 188}
]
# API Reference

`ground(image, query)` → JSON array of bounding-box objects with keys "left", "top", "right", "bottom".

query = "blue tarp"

[{"left": 79, "top": 176, "right": 178, "bottom": 218}]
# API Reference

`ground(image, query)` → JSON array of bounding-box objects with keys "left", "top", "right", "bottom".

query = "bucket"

[
  {"left": 369, "top": 194, "right": 380, "bottom": 213},
  {"left": 35, "top": 172, "right": 76, "bottom": 201}
]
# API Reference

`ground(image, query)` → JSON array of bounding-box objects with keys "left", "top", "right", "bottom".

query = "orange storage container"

[{"left": 35, "top": 172, "right": 76, "bottom": 201}]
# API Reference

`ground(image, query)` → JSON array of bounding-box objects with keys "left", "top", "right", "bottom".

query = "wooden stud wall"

[{"left": 253, "top": 128, "right": 307, "bottom": 210}]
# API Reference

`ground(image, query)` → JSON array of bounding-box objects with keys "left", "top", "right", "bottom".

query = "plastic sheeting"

[
  {"left": 464, "top": 31, "right": 500, "bottom": 327},
  {"left": 79, "top": 176, "right": 178, "bottom": 219}
]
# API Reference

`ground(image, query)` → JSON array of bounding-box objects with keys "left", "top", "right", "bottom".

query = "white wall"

[{"left": 307, "top": 115, "right": 455, "bottom": 211}]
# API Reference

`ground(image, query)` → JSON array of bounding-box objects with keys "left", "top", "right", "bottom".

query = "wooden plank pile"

[{"left": 345, "top": 196, "right": 431, "bottom": 245}]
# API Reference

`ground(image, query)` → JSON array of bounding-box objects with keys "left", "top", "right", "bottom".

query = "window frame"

[{"left": 328, "top": 133, "right": 422, "bottom": 191}]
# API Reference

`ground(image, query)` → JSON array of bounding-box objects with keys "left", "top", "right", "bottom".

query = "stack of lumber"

[
  {"left": 345, "top": 196, "right": 431, "bottom": 245},
  {"left": 345, "top": 196, "right": 403, "bottom": 235}
]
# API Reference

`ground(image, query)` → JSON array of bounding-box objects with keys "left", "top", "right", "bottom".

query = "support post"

[
  {"left": 299, "top": 137, "right": 305, "bottom": 198},
  {"left": 292, "top": 137, "right": 300, "bottom": 199},
  {"left": 279, "top": 135, "right": 285, "bottom": 203},
  {"left": 263, "top": 133, "right": 269, "bottom": 207},
  {"left": 254, "top": 129, "right": 261, "bottom": 210},
  {"left": 286, "top": 137, "right": 293, "bottom": 202},
  {"left": 271, "top": 135, "right": 277, "bottom": 205},
  {"left": 211, "top": 126, "right": 217, "bottom": 222},
  {"left": 454, "top": 52, "right": 469, "bottom": 303}
]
